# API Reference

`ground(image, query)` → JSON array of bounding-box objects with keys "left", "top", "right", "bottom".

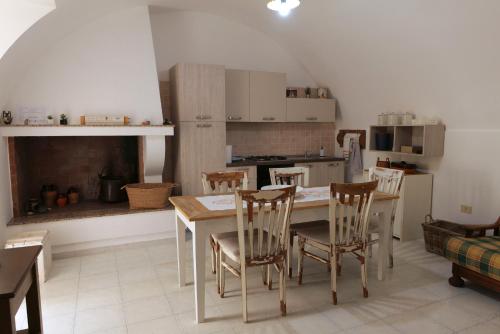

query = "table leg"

[
  {"left": 0, "top": 299, "right": 16, "bottom": 334},
  {"left": 176, "top": 212, "right": 187, "bottom": 287},
  {"left": 26, "top": 263, "right": 43, "bottom": 333},
  {"left": 192, "top": 223, "right": 206, "bottom": 323}
]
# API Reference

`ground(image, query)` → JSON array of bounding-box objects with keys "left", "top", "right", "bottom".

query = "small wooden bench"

[{"left": 444, "top": 218, "right": 500, "bottom": 292}]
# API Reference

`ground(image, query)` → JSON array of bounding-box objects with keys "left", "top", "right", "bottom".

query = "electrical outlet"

[{"left": 460, "top": 205, "right": 472, "bottom": 214}]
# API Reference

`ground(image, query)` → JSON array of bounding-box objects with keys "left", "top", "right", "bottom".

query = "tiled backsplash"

[{"left": 227, "top": 123, "right": 336, "bottom": 156}]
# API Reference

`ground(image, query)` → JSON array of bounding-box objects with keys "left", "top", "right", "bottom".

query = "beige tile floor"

[{"left": 15, "top": 237, "right": 500, "bottom": 334}]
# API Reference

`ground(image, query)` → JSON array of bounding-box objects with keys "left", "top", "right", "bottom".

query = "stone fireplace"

[
  {"left": 9, "top": 136, "right": 140, "bottom": 218},
  {"left": 1, "top": 125, "right": 173, "bottom": 226}
]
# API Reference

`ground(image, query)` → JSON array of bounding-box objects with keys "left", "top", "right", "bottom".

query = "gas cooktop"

[{"left": 242, "top": 155, "right": 287, "bottom": 161}]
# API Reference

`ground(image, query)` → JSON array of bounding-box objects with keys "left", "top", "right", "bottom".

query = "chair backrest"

[
  {"left": 202, "top": 171, "right": 248, "bottom": 194},
  {"left": 269, "top": 167, "right": 309, "bottom": 187},
  {"left": 367, "top": 167, "right": 404, "bottom": 196},
  {"left": 329, "top": 181, "right": 378, "bottom": 248},
  {"left": 235, "top": 186, "right": 296, "bottom": 266}
]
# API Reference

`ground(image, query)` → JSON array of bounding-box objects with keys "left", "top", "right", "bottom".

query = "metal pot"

[{"left": 100, "top": 176, "right": 125, "bottom": 202}]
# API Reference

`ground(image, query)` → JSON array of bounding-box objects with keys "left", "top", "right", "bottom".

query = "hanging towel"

[
  {"left": 346, "top": 137, "right": 363, "bottom": 182},
  {"left": 343, "top": 133, "right": 360, "bottom": 159}
]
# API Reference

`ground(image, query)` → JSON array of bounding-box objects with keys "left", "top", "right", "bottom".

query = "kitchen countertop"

[{"left": 227, "top": 155, "right": 345, "bottom": 167}]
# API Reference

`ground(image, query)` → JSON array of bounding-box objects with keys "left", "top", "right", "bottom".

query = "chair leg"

[
  {"left": 261, "top": 265, "right": 267, "bottom": 286},
  {"left": 215, "top": 244, "right": 220, "bottom": 294},
  {"left": 336, "top": 252, "right": 342, "bottom": 276},
  {"left": 279, "top": 264, "right": 287, "bottom": 316},
  {"left": 288, "top": 232, "right": 294, "bottom": 278},
  {"left": 331, "top": 249, "right": 338, "bottom": 305},
  {"left": 297, "top": 236, "right": 305, "bottom": 285},
  {"left": 241, "top": 266, "right": 248, "bottom": 323},
  {"left": 360, "top": 250, "right": 368, "bottom": 298},
  {"left": 388, "top": 221, "right": 394, "bottom": 268},
  {"left": 367, "top": 234, "right": 373, "bottom": 258},
  {"left": 267, "top": 264, "right": 273, "bottom": 290},
  {"left": 219, "top": 250, "right": 225, "bottom": 298},
  {"left": 210, "top": 236, "right": 216, "bottom": 274}
]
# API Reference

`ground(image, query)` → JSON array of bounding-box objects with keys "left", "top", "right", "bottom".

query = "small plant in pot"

[
  {"left": 67, "top": 187, "right": 79, "bottom": 204},
  {"left": 47, "top": 115, "right": 54, "bottom": 125},
  {"left": 60, "top": 114, "right": 68, "bottom": 125}
]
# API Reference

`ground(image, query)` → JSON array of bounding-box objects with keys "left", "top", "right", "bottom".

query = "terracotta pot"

[
  {"left": 42, "top": 190, "right": 58, "bottom": 208},
  {"left": 56, "top": 195, "right": 68, "bottom": 208},
  {"left": 68, "top": 192, "right": 79, "bottom": 204}
]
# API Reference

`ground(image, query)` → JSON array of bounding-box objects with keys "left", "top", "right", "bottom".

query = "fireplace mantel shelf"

[{"left": 0, "top": 125, "right": 175, "bottom": 137}]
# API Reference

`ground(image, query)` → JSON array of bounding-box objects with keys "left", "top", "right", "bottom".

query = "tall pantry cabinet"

[{"left": 170, "top": 64, "right": 226, "bottom": 195}]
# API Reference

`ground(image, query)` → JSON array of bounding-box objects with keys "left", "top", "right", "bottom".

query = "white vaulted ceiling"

[
  {"left": 2, "top": 0, "right": 500, "bottom": 129},
  {"left": 2, "top": 0, "right": 500, "bottom": 224}
]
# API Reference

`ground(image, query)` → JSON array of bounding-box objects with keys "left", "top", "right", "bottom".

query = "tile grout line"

[{"left": 72, "top": 257, "right": 82, "bottom": 334}]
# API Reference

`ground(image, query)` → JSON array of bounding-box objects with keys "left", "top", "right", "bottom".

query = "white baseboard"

[
  {"left": 53, "top": 230, "right": 177, "bottom": 256},
  {"left": 6, "top": 209, "right": 176, "bottom": 256}
]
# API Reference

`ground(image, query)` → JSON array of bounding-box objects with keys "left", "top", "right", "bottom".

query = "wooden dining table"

[{"left": 170, "top": 186, "right": 399, "bottom": 323}]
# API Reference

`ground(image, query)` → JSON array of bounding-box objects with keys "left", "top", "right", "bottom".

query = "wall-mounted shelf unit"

[{"left": 369, "top": 124, "right": 445, "bottom": 157}]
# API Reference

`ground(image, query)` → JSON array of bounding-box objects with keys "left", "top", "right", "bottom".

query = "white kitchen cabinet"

[
  {"left": 325, "top": 161, "right": 345, "bottom": 184},
  {"left": 171, "top": 64, "right": 226, "bottom": 122},
  {"left": 225, "top": 166, "right": 257, "bottom": 190},
  {"left": 175, "top": 122, "right": 226, "bottom": 195},
  {"left": 393, "top": 173, "right": 433, "bottom": 241},
  {"left": 286, "top": 98, "right": 336, "bottom": 122},
  {"left": 171, "top": 63, "right": 227, "bottom": 195},
  {"left": 295, "top": 161, "right": 345, "bottom": 187},
  {"left": 226, "top": 70, "right": 250, "bottom": 122},
  {"left": 249, "top": 71, "right": 286, "bottom": 122}
]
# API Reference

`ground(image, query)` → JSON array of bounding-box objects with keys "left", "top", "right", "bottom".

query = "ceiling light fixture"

[{"left": 267, "top": 0, "right": 301, "bottom": 17}]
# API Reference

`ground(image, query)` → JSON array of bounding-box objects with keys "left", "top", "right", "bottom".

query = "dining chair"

[
  {"left": 296, "top": 181, "right": 378, "bottom": 304},
  {"left": 202, "top": 171, "right": 248, "bottom": 279},
  {"left": 218, "top": 186, "right": 296, "bottom": 322},
  {"left": 269, "top": 166, "right": 313, "bottom": 278},
  {"left": 366, "top": 167, "right": 404, "bottom": 267},
  {"left": 269, "top": 166, "right": 309, "bottom": 187}
]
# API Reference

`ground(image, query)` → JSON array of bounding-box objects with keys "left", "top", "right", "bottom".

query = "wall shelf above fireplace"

[{"left": 0, "top": 125, "right": 175, "bottom": 137}]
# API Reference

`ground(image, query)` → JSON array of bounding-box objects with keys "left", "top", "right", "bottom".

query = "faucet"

[{"left": 304, "top": 150, "right": 309, "bottom": 158}]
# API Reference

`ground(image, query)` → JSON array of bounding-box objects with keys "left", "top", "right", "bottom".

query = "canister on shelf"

[
  {"left": 377, "top": 113, "right": 388, "bottom": 125},
  {"left": 402, "top": 112, "right": 415, "bottom": 125}
]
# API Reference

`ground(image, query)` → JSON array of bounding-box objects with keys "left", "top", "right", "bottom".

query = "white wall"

[
  {"left": 5, "top": 6, "right": 163, "bottom": 125},
  {"left": 0, "top": 0, "right": 55, "bottom": 59},
  {"left": 317, "top": 1, "right": 500, "bottom": 224},
  {"left": 149, "top": 10, "right": 315, "bottom": 87}
]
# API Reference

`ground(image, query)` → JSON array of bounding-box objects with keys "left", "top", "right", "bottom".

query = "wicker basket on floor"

[
  {"left": 124, "top": 183, "right": 176, "bottom": 209},
  {"left": 422, "top": 215, "right": 469, "bottom": 256}
]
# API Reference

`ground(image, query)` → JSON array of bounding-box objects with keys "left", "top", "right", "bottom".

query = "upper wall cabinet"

[
  {"left": 171, "top": 63, "right": 226, "bottom": 122},
  {"left": 286, "top": 98, "right": 336, "bottom": 122},
  {"left": 226, "top": 69, "right": 250, "bottom": 122},
  {"left": 249, "top": 71, "right": 286, "bottom": 122}
]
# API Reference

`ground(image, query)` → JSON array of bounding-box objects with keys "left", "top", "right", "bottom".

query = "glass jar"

[
  {"left": 402, "top": 112, "right": 415, "bottom": 125},
  {"left": 388, "top": 113, "right": 401, "bottom": 125},
  {"left": 377, "top": 113, "right": 388, "bottom": 125}
]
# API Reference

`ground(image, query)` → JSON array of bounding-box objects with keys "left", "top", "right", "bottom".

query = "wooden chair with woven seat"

[
  {"left": 269, "top": 166, "right": 314, "bottom": 278},
  {"left": 269, "top": 166, "right": 309, "bottom": 187},
  {"left": 296, "top": 181, "right": 378, "bottom": 304},
  {"left": 218, "top": 186, "right": 296, "bottom": 322},
  {"left": 366, "top": 167, "right": 404, "bottom": 267},
  {"left": 202, "top": 171, "right": 248, "bottom": 282}
]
